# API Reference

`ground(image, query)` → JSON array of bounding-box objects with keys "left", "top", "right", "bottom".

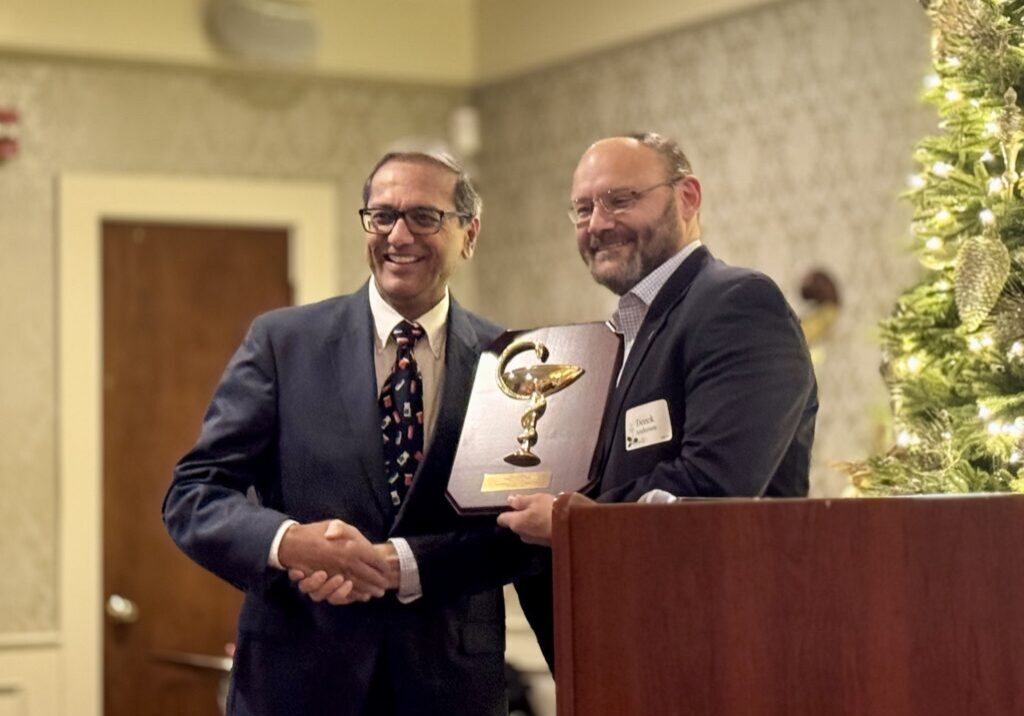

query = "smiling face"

[
  {"left": 571, "top": 137, "right": 701, "bottom": 295},
  {"left": 364, "top": 159, "right": 478, "bottom": 319}
]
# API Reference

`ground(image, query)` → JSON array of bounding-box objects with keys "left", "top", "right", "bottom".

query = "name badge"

[{"left": 624, "top": 399, "right": 673, "bottom": 451}]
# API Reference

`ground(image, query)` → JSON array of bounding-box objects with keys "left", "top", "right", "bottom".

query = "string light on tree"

[{"left": 896, "top": 430, "right": 921, "bottom": 447}]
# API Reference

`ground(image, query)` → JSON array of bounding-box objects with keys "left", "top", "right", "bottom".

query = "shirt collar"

[
  {"left": 611, "top": 240, "right": 702, "bottom": 331},
  {"left": 368, "top": 279, "right": 448, "bottom": 358},
  {"left": 628, "top": 240, "right": 702, "bottom": 309}
]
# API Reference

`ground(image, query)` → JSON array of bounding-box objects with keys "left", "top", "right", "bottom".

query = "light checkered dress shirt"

[{"left": 611, "top": 241, "right": 703, "bottom": 377}]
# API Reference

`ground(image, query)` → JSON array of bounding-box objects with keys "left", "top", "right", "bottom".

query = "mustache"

[{"left": 586, "top": 229, "right": 632, "bottom": 251}]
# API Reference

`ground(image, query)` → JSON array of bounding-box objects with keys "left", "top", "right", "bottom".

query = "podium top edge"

[{"left": 574, "top": 493, "right": 1024, "bottom": 509}]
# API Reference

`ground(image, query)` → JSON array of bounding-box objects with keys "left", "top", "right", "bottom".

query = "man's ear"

[
  {"left": 461, "top": 216, "right": 480, "bottom": 259},
  {"left": 675, "top": 176, "right": 702, "bottom": 220}
]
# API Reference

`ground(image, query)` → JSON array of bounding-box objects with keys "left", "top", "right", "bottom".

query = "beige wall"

[
  {"left": 0, "top": 646, "right": 59, "bottom": 715},
  {"left": 476, "top": 0, "right": 786, "bottom": 81}
]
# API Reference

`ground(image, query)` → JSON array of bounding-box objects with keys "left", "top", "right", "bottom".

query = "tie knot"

[{"left": 392, "top": 320, "right": 424, "bottom": 352}]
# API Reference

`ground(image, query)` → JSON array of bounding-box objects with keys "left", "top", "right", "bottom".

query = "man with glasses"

[
  {"left": 164, "top": 151, "right": 539, "bottom": 715},
  {"left": 499, "top": 133, "right": 818, "bottom": 662}
]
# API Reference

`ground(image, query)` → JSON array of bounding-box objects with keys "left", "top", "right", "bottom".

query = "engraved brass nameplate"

[{"left": 481, "top": 471, "right": 552, "bottom": 493}]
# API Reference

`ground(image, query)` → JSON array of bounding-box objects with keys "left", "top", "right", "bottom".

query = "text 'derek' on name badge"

[{"left": 624, "top": 399, "right": 673, "bottom": 451}]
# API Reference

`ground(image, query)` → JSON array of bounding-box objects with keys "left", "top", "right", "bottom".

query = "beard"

[{"left": 581, "top": 201, "right": 685, "bottom": 295}]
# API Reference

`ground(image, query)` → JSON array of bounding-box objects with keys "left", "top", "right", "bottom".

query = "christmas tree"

[{"left": 851, "top": 0, "right": 1024, "bottom": 494}]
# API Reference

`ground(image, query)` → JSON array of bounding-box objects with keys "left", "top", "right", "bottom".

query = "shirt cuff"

[
  {"left": 267, "top": 519, "right": 299, "bottom": 569},
  {"left": 638, "top": 489, "right": 679, "bottom": 504},
  {"left": 388, "top": 537, "right": 423, "bottom": 603}
]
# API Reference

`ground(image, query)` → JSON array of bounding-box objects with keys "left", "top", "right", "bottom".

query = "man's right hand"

[{"left": 277, "top": 519, "right": 389, "bottom": 600}]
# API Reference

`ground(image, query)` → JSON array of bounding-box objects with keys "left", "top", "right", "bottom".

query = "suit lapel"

[
  {"left": 328, "top": 283, "right": 394, "bottom": 520},
  {"left": 432, "top": 301, "right": 479, "bottom": 453},
  {"left": 596, "top": 247, "right": 712, "bottom": 470}
]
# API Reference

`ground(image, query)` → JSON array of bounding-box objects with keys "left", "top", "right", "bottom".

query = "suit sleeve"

[
  {"left": 162, "top": 318, "right": 291, "bottom": 591},
  {"left": 402, "top": 525, "right": 547, "bottom": 602},
  {"left": 598, "top": 275, "right": 816, "bottom": 503}
]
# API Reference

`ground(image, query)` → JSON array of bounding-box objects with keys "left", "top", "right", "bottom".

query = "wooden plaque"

[{"left": 446, "top": 322, "right": 622, "bottom": 514}]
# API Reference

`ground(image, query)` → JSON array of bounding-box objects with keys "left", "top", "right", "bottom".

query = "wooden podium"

[{"left": 551, "top": 493, "right": 1024, "bottom": 716}]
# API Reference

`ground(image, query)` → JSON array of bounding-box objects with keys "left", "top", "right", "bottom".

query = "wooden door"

[{"left": 102, "top": 221, "right": 291, "bottom": 716}]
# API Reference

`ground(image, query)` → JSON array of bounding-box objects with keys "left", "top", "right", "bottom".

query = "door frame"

[{"left": 58, "top": 173, "right": 337, "bottom": 716}]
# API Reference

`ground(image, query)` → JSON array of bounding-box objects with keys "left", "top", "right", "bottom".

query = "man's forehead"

[
  {"left": 369, "top": 159, "right": 456, "bottom": 203},
  {"left": 572, "top": 140, "right": 664, "bottom": 196}
]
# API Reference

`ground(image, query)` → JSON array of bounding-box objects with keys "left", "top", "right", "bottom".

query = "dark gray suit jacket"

[
  {"left": 519, "top": 246, "right": 819, "bottom": 666},
  {"left": 163, "top": 283, "right": 537, "bottom": 716}
]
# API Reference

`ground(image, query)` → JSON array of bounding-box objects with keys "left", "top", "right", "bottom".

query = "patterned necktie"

[{"left": 379, "top": 320, "right": 425, "bottom": 508}]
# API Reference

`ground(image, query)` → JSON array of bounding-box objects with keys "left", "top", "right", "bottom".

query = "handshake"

[{"left": 278, "top": 519, "right": 399, "bottom": 606}]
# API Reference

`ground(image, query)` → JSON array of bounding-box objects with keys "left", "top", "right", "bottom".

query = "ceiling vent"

[{"left": 206, "top": 0, "right": 318, "bottom": 66}]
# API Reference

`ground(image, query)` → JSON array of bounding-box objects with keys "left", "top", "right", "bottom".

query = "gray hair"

[
  {"left": 362, "top": 151, "right": 481, "bottom": 222},
  {"left": 626, "top": 132, "right": 693, "bottom": 180}
]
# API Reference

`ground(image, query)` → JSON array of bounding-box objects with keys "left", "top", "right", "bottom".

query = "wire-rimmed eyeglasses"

[{"left": 568, "top": 180, "right": 679, "bottom": 225}]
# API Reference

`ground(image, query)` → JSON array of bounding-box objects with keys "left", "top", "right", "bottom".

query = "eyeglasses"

[
  {"left": 359, "top": 207, "right": 471, "bottom": 236},
  {"left": 568, "top": 180, "right": 679, "bottom": 225}
]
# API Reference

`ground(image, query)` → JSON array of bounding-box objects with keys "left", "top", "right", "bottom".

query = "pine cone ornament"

[{"left": 954, "top": 235, "right": 1010, "bottom": 331}]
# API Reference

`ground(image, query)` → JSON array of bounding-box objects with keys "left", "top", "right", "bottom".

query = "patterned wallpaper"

[
  {"left": 0, "top": 0, "right": 935, "bottom": 633},
  {"left": 472, "top": 0, "right": 935, "bottom": 499},
  {"left": 0, "top": 55, "right": 465, "bottom": 633}
]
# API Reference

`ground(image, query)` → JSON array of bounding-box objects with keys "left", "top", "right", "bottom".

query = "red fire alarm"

[{"left": 0, "top": 108, "right": 19, "bottom": 161}]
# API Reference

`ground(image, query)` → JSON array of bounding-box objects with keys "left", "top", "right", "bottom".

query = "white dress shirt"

[{"left": 268, "top": 279, "right": 451, "bottom": 603}]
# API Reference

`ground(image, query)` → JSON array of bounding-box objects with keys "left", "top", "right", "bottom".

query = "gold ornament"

[
  {"left": 954, "top": 235, "right": 1010, "bottom": 331},
  {"left": 1000, "top": 88, "right": 1023, "bottom": 187}
]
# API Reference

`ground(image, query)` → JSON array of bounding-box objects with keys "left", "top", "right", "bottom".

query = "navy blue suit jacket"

[
  {"left": 596, "top": 245, "right": 817, "bottom": 502},
  {"left": 163, "top": 283, "right": 537, "bottom": 716},
  {"left": 519, "top": 246, "right": 818, "bottom": 666}
]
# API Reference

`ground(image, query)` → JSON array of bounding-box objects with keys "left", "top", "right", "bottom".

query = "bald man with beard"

[{"left": 500, "top": 133, "right": 819, "bottom": 666}]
